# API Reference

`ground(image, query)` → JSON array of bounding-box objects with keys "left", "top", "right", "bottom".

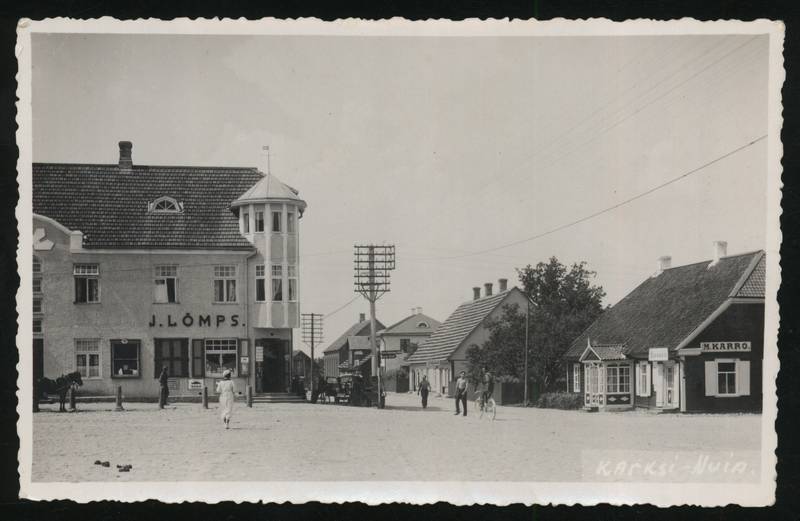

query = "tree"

[{"left": 467, "top": 257, "right": 605, "bottom": 392}]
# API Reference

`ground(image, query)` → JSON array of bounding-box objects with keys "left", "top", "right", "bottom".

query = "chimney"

[
  {"left": 118, "top": 141, "right": 133, "bottom": 169},
  {"left": 484, "top": 282, "right": 493, "bottom": 297},
  {"left": 498, "top": 278, "right": 508, "bottom": 292},
  {"left": 711, "top": 241, "right": 728, "bottom": 265},
  {"left": 417, "top": 307, "right": 423, "bottom": 315},
  {"left": 657, "top": 255, "right": 672, "bottom": 273},
  {"left": 359, "top": 313, "right": 366, "bottom": 322},
  {"left": 472, "top": 287, "right": 481, "bottom": 300}
]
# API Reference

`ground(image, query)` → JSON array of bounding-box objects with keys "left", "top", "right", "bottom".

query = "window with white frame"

[
  {"left": 213, "top": 266, "right": 237, "bottom": 303},
  {"left": 255, "top": 264, "right": 266, "bottom": 302},
  {"left": 154, "top": 265, "right": 179, "bottom": 303},
  {"left": 111, "top": 340, "right": 140, "bottom": 377},
  {"left": 573, "top": 364, "right": 581, "bottom": 393},
  {"left": 205, "top": 338, "right": 238, "bottom": 377},
  {"left": 287, "top": 265, "right": 297, "bottom": 301},
  {"left": 75, "top": 339, "right": 100, "bottom": 378},
  {"left": 717, "top": 361, "right": 737, "bottom": 395},
  {"left": 255, "top": 210, "right": 264, "bottom": 232},
  {"left": 637, "top": 361, "right": 651, "bottom": 397},
  {"left": 148, "top": 196, "right": 183, "bottom": 213},
  {"left": 272, "top": 211, "right": 282, "bottom": 232},
  {"left": 33, "top": 296, "right": 42, "bottom": 314},
  {"left": 287, "top": 211, "right": 296, "bottom": 233},
  {"left": 243, "top": 211, "right": 250, "bottom": 233},
  {"left": 271, "top": 265, "right": 283, "bottom": 301},
  {"left": 74, "top": 264, "right": 100, "bottom": 303},
  {"left": 33, "top": 319, "right": 42, "bottom": 335},
  {"left": 605, "top": 363, "right": 631, "bottom": 394}
]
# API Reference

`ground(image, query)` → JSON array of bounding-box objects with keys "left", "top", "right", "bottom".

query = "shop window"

[
  {"left": 111, "top": 340, "right": 140, "bottom": 378},
  {"left": 213, "top": 265, "right": 237, "bottom": 303},
  {"left": 287, "top": 211, "right": 296, "bottom": 233},
  {"left": 272, "top": 211, "right": 282, "bottom": 232},
  {"left": 205, "top": 338, "right": 238, "bottom": 377},
  {"left": 606, "top": 363, "right": 631, "bottom": 393},
  {"left": 573, "top": 364, "right": 581, "bottom": 393},
  {"left": 75, "top": 339, "right": 100, "bottom": 379},
  {"left": 287, "top": 265, "right": 297, "bottom": 301},
  {"left": 154, "top": 338, "right": 189, "bottom": 377},
  {"left": 74, "top": 264, "right": 100, "bottom": 303},
  {"left": 154, "top": 265, "right": 179, "bottom": 303},
  {"left": 272, "top": 265, "right": 283, "bottom": 301},
  {"left": 243, "top": 211, "right": 250, "bottom": 233},
  {"left": 255, "top": 210, "right": 264, "bottom": 232},
  {"left": 255, "top": 264, "right": 266, "bottom": 302}
]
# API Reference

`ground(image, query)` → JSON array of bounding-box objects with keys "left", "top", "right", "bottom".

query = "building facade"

[
  {"left": 32, "top": 141, "right": 307, "bottom": 399},
  {"left": 406, "top": 279, "right": 529, "bottom": 396},
  {"left": 322, "top": 314, "right": 384, "bottom": 379},
  {"left": 563, "top": 243, "right": 765, "bottom": 413},
  {"left": 377, "top": 308, "right": 440, "bottom": 392}
]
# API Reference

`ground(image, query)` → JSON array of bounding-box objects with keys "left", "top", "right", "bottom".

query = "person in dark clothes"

[
  {"left": 454, "top": 371, "right": 468, "bottom": 416},
  {"left": 418, "top": 375, "right": 431, "bottom": 408},
  {"left": 481, "top": 367, "right": 495, "bottom": 408},
  {"left": 158, "top": 366, "right": 169, "bottom": 409}
]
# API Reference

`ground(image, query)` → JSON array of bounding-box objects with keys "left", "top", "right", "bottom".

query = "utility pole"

[
  {"left": 301, "top": 313, "right": 323, "bottom": 401},
  {"left": 354, "top": 244, "right": 395, "bottom": 409},
  {"left": 524, "top": 298, "right": 530, "bottom": 406}
]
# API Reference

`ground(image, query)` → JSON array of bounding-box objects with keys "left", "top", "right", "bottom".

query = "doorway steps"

[{"left": 251, "top": 392, "right": 306, "bottom": 404}]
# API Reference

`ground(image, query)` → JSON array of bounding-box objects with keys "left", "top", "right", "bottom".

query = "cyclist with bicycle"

[{"left": 480, "top": 367, "right": 495, "bottom": 410}]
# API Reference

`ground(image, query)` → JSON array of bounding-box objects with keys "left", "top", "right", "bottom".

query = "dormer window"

[{"left": 148, "top": 196, "right": 183, "bottom": 214}]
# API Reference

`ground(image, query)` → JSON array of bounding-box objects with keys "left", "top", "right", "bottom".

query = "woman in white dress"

[{"left": 216, "top": 369, "right": 235, "bottom": 429}]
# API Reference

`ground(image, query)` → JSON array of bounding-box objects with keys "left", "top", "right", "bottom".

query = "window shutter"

[
  {"left": 645, "top": 363, "right": 652, "bottom": 397},
  {"left": 736, "top": 360, "right": 751, "bottom": 396},
  {"left": 704, "top": 361, "right": 717, "bottom": 397},
  {"left": 192, "top": 339, "right": 205, "bottom": 378}
]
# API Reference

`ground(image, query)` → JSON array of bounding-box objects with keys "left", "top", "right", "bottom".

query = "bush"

[{"left": 535, "top": 392, "right": 583, "bottom": 410}]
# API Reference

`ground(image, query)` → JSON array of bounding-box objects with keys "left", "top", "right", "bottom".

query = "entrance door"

[
  {"left": 654, "top": 361, "right": 679, "bottom": 409},
  {"left": 584, "top": 363, "right": 601, "bottom": 406},
  {"left": 33, "top": 338, "right": 43, "bottom": 383},
  {"left": 258, "top": 339, "right": 288, "bottom": 392}
]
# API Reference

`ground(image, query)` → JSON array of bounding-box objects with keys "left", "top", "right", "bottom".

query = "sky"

[{"left": 31, "top": 32, "right": 771, "bottom": 355}]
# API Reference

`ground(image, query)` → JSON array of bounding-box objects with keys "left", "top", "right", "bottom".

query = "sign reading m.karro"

[{"left": 700, "top": 341, "right": 751, "bottom": 352}]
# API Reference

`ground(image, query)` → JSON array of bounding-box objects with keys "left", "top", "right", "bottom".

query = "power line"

[{"left": 422, "top": 133, "right": 768, "bottom": 261}]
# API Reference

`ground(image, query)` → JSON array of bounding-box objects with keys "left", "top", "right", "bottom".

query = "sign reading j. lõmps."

[{"left": 700, "top": 341, "right": 751, "bottom": 352}]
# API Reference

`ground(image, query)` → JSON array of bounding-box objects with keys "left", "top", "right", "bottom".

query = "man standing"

[
  {"left": 158, "top": 366, "right": 169, "bottom": 409},
  {"left": 454, "top": 371, "right": 468, "bottom": 416},
  {"left": 418, "top": 375, "right": 431, "bottom": 409}
]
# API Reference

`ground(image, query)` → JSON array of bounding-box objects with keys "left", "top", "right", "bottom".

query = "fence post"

[
  {"left": 68, "top": 386, "right": 77, "bottom": 412},
  {"left": 115, "top": 385, "right": 124, "bottom": 411},
  {"left": 246, "top": 385, "right": 253, "bottom": 408},
  {"left": 202, "top": 386, "right": 209, "bottom": 409}
]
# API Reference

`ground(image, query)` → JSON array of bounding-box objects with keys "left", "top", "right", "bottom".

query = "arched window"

[
  {"left": 148, "top": 196, "right": 183, "bottom": 213},
  {"left": 417, "top": 321, "right": 429, "bottom": 329}
]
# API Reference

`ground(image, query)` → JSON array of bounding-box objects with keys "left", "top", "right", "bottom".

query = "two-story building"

[
  {"left": 376, "top": 308, "right": 440, "bottom": 392},
  {"left": 32, "top": 141, "right": 307, "bottom": 400}
]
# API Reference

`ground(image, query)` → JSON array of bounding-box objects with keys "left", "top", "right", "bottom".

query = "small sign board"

[
  {"left": 187, "top": 379, "right": 203, "bottom": 390},
  {"left": 648, "top": 347, "right": 669, "bottom": 361},
  {"left": 240, "top": 356, "right": 249, "bottom": 365},
  {"left": 701, "top": 341, "right": 751, "bottom": 352},
  {"left": 380, "top": 352, "right": 397, "bottom": 359},
  {"left": 255, "top": 345, "right": 263, "bottom": 362}
]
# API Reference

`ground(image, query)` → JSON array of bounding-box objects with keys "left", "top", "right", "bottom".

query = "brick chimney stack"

[
  {"left": 473, "top": 287, "right": 481, "bottom": 301},
  {"left": 118, "top": 141, "right": 133, "bottom": 169},
  {"left": 484, "top": 282, "right": 493, "bottom": 297},
  {"left": 498, "top": 278, "right": 508, "bottom": 292}
]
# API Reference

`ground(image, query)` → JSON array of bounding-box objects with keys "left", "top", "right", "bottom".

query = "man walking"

[
  {"left": 454, "top": 371, "right": 468, "bottom": 416},
  {"left": 158, "top": 366, "right": 169, "bottom": 409},
  {"left": 418, "top": 375, "right": 431, "bottom": 409}
]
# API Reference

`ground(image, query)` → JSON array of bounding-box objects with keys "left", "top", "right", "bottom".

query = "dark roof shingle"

[
  {"left": 33, "top": 163, "right": 265, "bottom": 249},
  {"left": 323, "top": 318, "right": 385, "bottom": 354},
  {"left": 564, "top": 251, "right": 765, "bottom": 359}
]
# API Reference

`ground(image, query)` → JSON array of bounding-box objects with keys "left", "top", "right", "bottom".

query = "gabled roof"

[
  {"left": 406, "top": 287, "right": 526, "bottom": 364},
  {"left": 33, "top": 162, "right": 265, "bottom": 249},
  {"left": 579, "top": 343, "right": 627, "bottom": 362},
  {"left": 292, "top": 350, "right": 310, "bottom": 359},
  {"left": 564, "top": 251, "right": 765, "bottom": 360},
  {"left": 323, "top": 318, "right": 385, "bottom": 354},
  {"left": 379, "top": 313, "right": 441, "bottom": 336}
]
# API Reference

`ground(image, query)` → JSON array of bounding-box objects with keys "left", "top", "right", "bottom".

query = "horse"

[{"left": 36, "top": 371, "right": 83, "bottom": 412}]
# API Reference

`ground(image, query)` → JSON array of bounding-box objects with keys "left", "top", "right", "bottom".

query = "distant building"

[
  {"left": 377, "top": 308, "right": 440, "bottom": 392},
  {"left": 292, "top": 350, "right": 312, "bottom": 379},
  {"left": 322, "top": 313, "right": 385, "bottom": 378},
  {"left": 563, "top": 243, "right": 765, "bottom": 413},
  {"left": 405, "top": 279, "right": 529, "bottom": 395},
  {"left": 32, "top": 141, "right": 307, "bottom": 399}
]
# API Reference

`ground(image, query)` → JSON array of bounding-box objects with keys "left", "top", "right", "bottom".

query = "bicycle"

[{"left": 476, "top": 391, "right": 497, "bottom": 420}]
